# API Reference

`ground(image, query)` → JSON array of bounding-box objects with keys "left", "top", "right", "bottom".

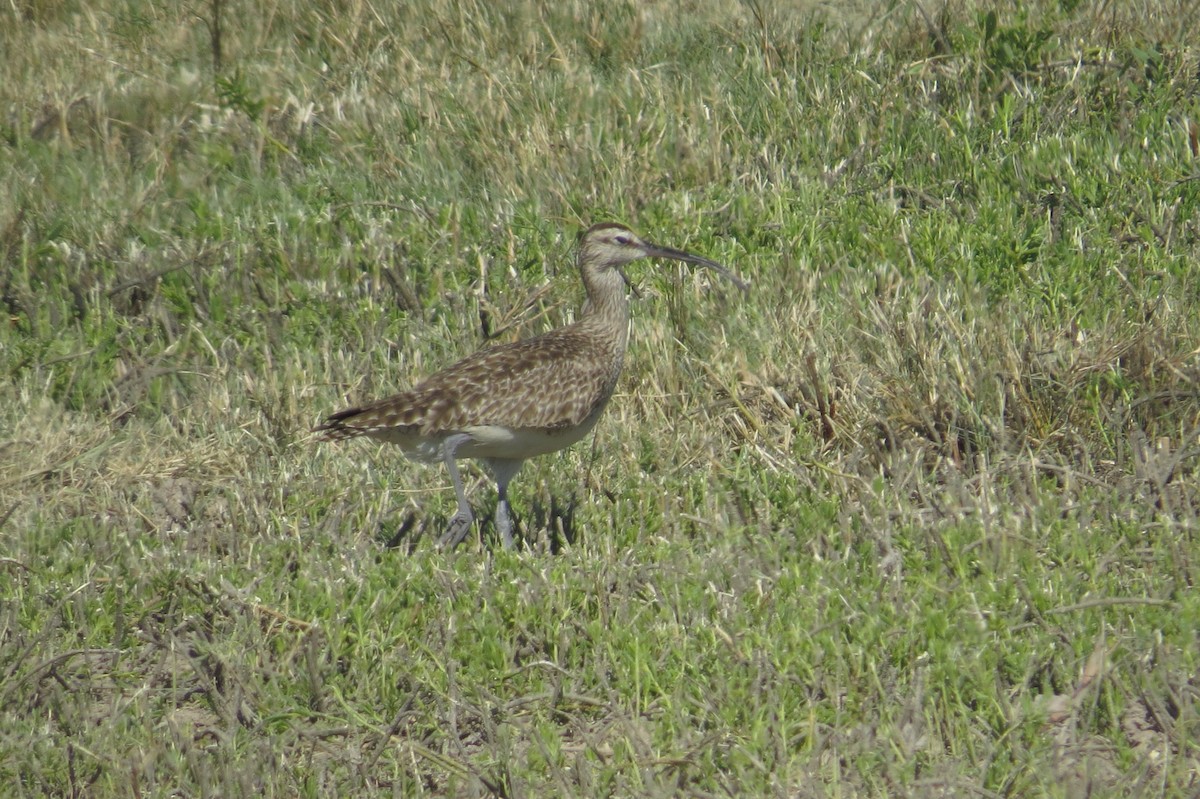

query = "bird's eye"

[{"left": 615, "top": 235, "right": 631, "bottom": 245}]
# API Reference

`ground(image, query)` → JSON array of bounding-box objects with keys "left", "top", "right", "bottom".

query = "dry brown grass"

[{"left": 3, "top": 0, "right": 1200, "bottom": 796}]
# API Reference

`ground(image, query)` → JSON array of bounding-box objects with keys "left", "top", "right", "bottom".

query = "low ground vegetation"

[{"left": 2, "top": 1, "right": 1198, "bottom": 796}]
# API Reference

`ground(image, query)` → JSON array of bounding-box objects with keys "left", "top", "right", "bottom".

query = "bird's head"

[{"left": 576, "top": 222, "right": 749, "bottom": 292}]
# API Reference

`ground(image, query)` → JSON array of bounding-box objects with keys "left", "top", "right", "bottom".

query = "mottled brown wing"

[
  {"left": 313, "top": 391, "right": 422, "bottom": 440},
  {"left": 315, "top": 325, "right": 622, "bottom": 439},
  {"left": 414, "top": 327, "right": 622, "bottom": 433}
]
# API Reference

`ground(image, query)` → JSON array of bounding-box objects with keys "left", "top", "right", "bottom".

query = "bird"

[{"left": 315, "top": 222, "right": 748, "bottom": 549}]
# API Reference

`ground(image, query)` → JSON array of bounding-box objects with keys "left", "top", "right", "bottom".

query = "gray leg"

[
  {"left": 437, "top": 434, "right": 475, "bottom": 550},
  {"left": 488, "top": 459, "right": 523, "bottom": 550}
]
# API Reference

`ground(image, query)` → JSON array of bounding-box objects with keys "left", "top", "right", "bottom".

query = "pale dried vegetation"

[{"left": 2, "top": 0, "right": 1200, "bottom": 796}]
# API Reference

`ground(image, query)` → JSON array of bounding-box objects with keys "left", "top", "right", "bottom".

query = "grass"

[{"left": 2, "top": 0, "right": 1199, "bottom": 796}]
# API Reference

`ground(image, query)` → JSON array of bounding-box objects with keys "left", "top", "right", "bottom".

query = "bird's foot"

[
  {"left": 437, "top": 510, "right": 474, "bottom": 550},
  {"left": 495, "top": 500, "right": 515, "bottom": 550}
]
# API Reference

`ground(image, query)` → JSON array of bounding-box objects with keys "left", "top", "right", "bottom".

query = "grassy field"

[{"left": 2, "top": 0, "right": 1199, "bottom": 795}]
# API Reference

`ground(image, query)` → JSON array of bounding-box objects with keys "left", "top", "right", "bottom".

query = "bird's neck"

[{"left": 578, "top": 264, "right": 631, "bottom": 351}]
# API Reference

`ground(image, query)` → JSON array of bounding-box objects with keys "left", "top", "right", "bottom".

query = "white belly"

[
  {"left": 368, "top": 414, "right": 603, "bottom": 463},
  {"left": 455, "top": 416, "right": 602, "bottom": 460}
]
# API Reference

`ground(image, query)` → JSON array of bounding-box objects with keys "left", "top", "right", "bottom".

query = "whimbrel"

[{"left": 315, "top": 223, "right": 748, "bottom": 549}]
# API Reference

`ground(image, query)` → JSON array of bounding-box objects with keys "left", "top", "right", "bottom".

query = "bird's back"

[{"left": 316, "top": 320, "right": 626, "bottom": 448}]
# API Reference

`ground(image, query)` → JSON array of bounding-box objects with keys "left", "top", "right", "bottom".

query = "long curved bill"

[{"left": 644, "top": 243, "right": 750, "bottom": 293}]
